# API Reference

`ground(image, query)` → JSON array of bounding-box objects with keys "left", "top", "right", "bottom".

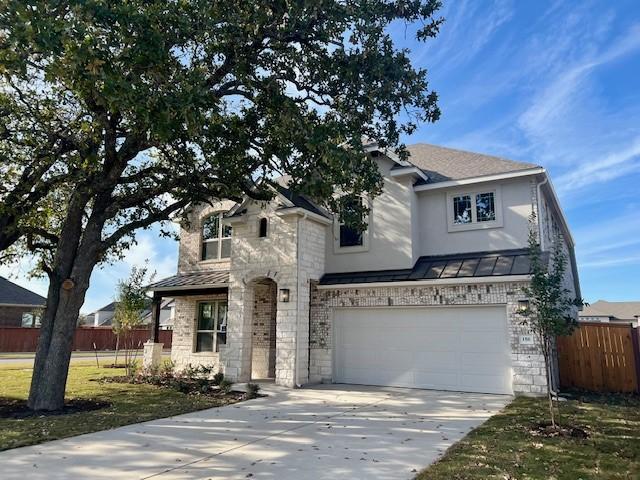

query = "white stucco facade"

[{"left": 146, "top": 146, "right": 580, "bottom": 396}]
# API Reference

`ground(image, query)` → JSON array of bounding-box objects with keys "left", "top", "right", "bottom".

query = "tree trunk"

[
  {"left": 541, "top": 340, "right": 556, "bottom": 428},
  {"left": 28, "top": 266, "right": 93, "bottom": 410},
  {"left": 28, "top": 192, "right": 100, "bottom": 410}
]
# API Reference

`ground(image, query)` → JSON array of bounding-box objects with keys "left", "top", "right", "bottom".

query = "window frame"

[
  {"left": 333, "top": 195, "right": 371, "bottom": 254},
  {"left": 200, "top": 212, "right": 232, "bottom": 261},
  {"left": 446, "top": 186, "right": 503, "bottom": 232},
  {"left": 194, "top": 300, "right": 228, "bottom": 353}
]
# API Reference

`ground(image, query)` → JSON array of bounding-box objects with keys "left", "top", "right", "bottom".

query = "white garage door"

[{"left": 333, "top": 306, "right": 512, "bottom": 395}]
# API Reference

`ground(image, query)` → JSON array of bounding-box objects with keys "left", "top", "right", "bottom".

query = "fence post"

[{"left": 630, "top": 327, "right": 640, "bottom": 393}]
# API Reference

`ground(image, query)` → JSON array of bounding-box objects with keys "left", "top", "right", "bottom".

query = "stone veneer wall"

[
  {"left": 309, "top": 281, "right": 547, "bottom": 395},
  {"left": 251, "top": 282, "right": 277, "bottom": 379},
  {"left": 171, "top": 293, "right": 227, "bottom": 370}
]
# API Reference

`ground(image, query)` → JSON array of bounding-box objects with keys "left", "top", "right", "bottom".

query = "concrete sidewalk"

[{"left": 0, "top": 384, "right": 510, "bottom": 480}]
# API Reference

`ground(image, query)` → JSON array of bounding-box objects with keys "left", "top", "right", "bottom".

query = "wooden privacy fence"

[
  {"left": 0, "top": 327, "right": 172, "bottom": 353},
  {"left": 557, "top": 322, "right": 640, "bottom": 393}
]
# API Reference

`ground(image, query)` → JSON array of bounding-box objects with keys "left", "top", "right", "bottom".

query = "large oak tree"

[{"left": 0, "top": 0, "right": 442, "bottom": 410}]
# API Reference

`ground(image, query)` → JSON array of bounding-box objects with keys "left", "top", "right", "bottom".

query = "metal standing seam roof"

[
  {"left": 0, "top": 276, "right": 46, "bottom": 306},
  {"left": 147, "top": 271, "right": 230, "bottom": 291},
  {"left": 319, "top": 249, "right": 540, "bottom": 286}
]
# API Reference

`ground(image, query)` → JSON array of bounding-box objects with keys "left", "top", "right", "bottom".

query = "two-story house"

[{"left": 145, "top": 142, "right": 580, "bottom": 396}]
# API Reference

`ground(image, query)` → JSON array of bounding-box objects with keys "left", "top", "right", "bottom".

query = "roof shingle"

[
  {"left": 405, "top": 143, "right": 540, "bottom": 184},
  {"left": 0, "top": 276, "right": 46, "bottom": 306}
]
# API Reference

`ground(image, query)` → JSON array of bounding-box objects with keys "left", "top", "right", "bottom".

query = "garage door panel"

[
  {"left": 459, "top": 331, "right": 508, "bottom": 352},
  {"left": 333, "top": 306, "right": 512, "bottom": 395},
  {"left": 414, "top": 350, "right": 459, "bottom": 370}
]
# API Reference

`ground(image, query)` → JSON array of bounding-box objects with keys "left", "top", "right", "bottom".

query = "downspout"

[{"left": 536, "top": 174, "right": 549, "bottom": 251}]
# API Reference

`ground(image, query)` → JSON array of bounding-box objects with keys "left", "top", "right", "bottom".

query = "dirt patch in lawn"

[
  {"left": 0, "top": 398, "right": 111, "bottom": 419},
  {"left": 529, "top": 421, "right": 589, "bottom": 439}
]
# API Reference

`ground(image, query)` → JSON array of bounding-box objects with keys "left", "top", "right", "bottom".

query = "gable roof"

[
  {"left": 90, "top": 301, "right": 118, "bottom": 315},
  {"left": 272, "top": 184, "right": 329, "bottom": 218},
  {"left": 0, "top": 276, "right": 46, "bottom": 306},
  {"left": 580, "top": 300, "right": 640, "bottom": 320},
  {"left": 404, "top": 143, "right": 540, "bottom": 184}
]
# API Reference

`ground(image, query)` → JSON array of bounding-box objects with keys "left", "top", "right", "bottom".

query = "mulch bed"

[
  {"left": 0, "top": 398, "right": 111, "bottom": 419},
  {"left": 530, "top": 421, "right": 589, "bottom": 439}
]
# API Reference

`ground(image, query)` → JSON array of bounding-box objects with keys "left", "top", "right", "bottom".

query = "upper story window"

[
  {"left": 259, "top": 218, "right": 268, "bottom": 238},
  {"left": 447, "top": 188, "right": 502, "bottom": 232},
  {"left": 333, "top": 195, "right": 370, "bottom": 253},
  {"left": 201, "top": 213, "right": 232, "bottom": 261},
  {"left": 339, "top": 196, "right": 364, "bottom": 247}
]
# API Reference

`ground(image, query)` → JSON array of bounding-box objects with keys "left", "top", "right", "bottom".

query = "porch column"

[
  {"left": 144, "top": 294, "right": 164, "bottom": 370},
  {"left": 149, "top": 294, "right": 161, "bottom": 343}
]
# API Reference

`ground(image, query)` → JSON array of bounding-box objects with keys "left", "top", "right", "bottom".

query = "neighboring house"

[
  {"left": 90, "top": 302, "right": 118, "bottom": 327},
  {"left": 140, "top": 298, "right": 175, "bottom": 330},
  {"left": 0, "top": 276, "right": 46, "bottom": 327},
  {"left": 579, "top": 300, "right": 640, "bottom": 327},
  {"left": 146, "top": 142, "right": 580, "bottom": 396},
  {"left": 90, "top": 299, "right": 173, "bottom": 328}
]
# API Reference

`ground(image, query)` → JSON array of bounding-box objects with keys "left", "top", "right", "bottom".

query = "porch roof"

[
  {"left": 319, "top": 249, "right": 541, "bottom": 286},
  {"left": 147, "top": 271, "right": 229, "bottom": 292}
]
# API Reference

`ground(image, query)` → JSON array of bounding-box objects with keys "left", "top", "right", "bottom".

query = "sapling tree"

[
  {"left": 112, "top": 264, "right": 155, "bottom": 375},
  {"left": 0, "top": 0, "right": 443, "bottom": 410},
  {"left": 521, "top": 214, "right": 582, "bottom": 428}
]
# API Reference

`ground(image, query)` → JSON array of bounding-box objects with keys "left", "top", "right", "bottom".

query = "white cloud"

[{"left": 554, "top": 139, "right": 640, "bottom": 193}]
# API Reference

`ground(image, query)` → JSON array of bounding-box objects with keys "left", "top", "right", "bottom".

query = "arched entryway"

[{"left": 249, "top": 278, "right": 277, "bottom": 380}]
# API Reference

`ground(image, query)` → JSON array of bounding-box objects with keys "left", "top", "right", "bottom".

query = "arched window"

[
  {"left": 202, "top": 213, "right": 232, "bottom": 260},
  {"left": 259, "top": 218, "right": 268, "bottom": 238}
]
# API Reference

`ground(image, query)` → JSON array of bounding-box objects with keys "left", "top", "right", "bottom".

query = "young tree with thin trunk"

[
  {"left": 112, "top": 264, "right": 154, "bottom": 374},
  {"left": 521, "top": 214, "right": 583, "bottom": 428},
  {"left": 0, "top": 1, "right": 443, "bottom": 410}
]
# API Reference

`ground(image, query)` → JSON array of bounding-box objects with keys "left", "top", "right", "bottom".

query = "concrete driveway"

[{"left": 0, "top": 384, "right": 511, "bottom": 480}]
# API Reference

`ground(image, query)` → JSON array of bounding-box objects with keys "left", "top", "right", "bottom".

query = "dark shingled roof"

[
  {"left": 405, "top": 143, "right": 540, "bottom": 184},
  {"left": 0, "top": 276, "right": 46, "bottom": 306},
  {"left": 147, "top": 271, "right": 229, "bottom": 291},
  {"left": 273, "top": 184, "right": 330, "bottom": 218},
  {"left": 319, "top": 249, "right": 539, "bottom": 286}
]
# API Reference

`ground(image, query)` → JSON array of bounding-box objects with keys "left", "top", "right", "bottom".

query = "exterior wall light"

[
  {"left": 279, "top": 288, "right": 290, "bottom": 303},
  {"left": 517, "top": 299, "right": 530, "bottom": 313}
]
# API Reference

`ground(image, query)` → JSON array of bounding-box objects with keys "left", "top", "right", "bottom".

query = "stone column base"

[{"left": 143, "top": 341, "right": 164, "bottom": 370}]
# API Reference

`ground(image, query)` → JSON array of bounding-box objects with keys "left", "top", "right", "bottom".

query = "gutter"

[
  {"left": 316, "top": 274, "right": 532, "bottom": 290},
  {"left": 413, "top": 168, "right": 545, "bottom": 192}
]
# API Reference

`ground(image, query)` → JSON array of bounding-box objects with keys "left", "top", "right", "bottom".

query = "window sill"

[
  {"left": 198, "top": 258, "right": 230, "bottom": 265},
  {"left": 333, "top": 244, "right": 370, "bottom": 254},
  {"left": 447, "top": 220, "right": 503, "bottom": 233}
]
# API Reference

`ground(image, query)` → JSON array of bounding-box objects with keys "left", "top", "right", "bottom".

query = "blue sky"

[{"left": 2, "top": 0, "right": 639, "bottom": 311}]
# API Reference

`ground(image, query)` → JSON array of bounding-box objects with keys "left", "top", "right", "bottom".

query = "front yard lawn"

[
  {"left": 0, "top": 362, "right": 241, "bottom": 451},
  {"left": 417, "top": 393, "right": 640, "bottom": 480}
]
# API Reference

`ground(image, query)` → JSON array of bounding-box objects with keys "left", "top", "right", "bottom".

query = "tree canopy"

[
  {"left": 1, "top": 0, "right": 442, "bottom": 268},
  {"left": 0, "top": 0, "right": 443, "bottom": 410}
]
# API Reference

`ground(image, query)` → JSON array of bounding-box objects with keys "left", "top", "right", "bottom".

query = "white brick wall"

[
  {"left": 222, "top": 200, "right": 327, "bottom": 387},
  {"left": 309, "top": 281, "right": 547, "bottom": 395},
  {"left": 171, "top": 293, "right": 227, "bottom": 370}
]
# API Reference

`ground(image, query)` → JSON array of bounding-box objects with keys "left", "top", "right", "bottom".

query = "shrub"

[
  {"left": 212, "top": 372, "right": 224, "bottom": 385},
  {"left": 219, "top": 378, "right": 233, "bottom": 394},
  {"left": 246, "top": 383, "right": 260, "bottom": 399}
]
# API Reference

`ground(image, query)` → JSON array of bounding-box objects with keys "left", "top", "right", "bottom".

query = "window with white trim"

[
  {"left": 338, "top": 196, "right": 365, "bottom": 248},
  {"left": 201, "top": 213, "right": 232, "bottom": 260},
  {"left": 447, "top": 188, "right": 502, "bottom": 231},
  {"left": 195, "top": 300, "right": 227, "bottom": 353}
]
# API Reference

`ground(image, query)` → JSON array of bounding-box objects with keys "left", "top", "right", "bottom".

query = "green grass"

[
  {"left": 417, "top": 394, "right": 640, "bottom": 480},
  {"left": 0, "top": 362, "right": 240, "bottom": 451}
]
